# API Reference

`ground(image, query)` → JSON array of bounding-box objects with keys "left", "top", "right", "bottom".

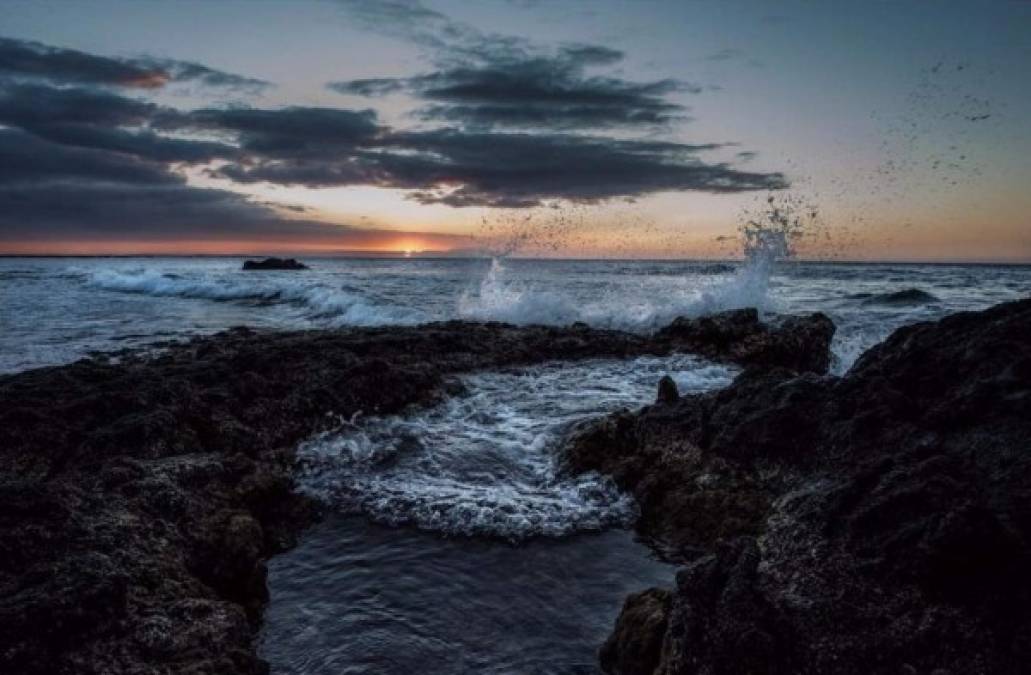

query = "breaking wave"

[
  {"left": 297, "top": 354, "right": 737, "bottom": 540},
  {"left": 87, "top": 268, "right": 424, "bottom": 326},
  {"left": 456, "top": 252, "right": 778, "bottom": 331}
]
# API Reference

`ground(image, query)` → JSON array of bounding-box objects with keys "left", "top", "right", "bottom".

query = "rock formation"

[
  {"left": 241, "top": 257, "right": 308, "bottom": 270},
  {"left": 0, "top": 311, "right": 831, "bottom": 674},
  {"left": 565, "top": 298, "right": 1031, "bottom": 674}
]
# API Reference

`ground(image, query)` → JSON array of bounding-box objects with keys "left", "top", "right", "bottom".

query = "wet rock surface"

[
  {"left": 0, "top": 311, "right": 830, "bottom": 675},
  {"left": 565, "top": 298, "right": 1031, "bottom": 674},
  {"left": 655, "top": 307, "right": 836, "bottom": 374}
]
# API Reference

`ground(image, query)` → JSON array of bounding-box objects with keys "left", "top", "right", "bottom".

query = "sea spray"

[{"left": 457, "top": 194, "right": 822, "bottom": 328}]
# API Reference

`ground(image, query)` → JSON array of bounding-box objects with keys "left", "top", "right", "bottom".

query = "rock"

[
  {"left": 859, "top": 287, "right": 940, "bottom": 305},
  {"left": 599, "top": 588, "right": 671, "bottom": 675},
  {"left": 0, "top": 311, "right": 829, "bottom": 674},
  {"left": 656, "top": 308, "right": 836, "bottom": 374},
  {"left": 0, "top": 307, "right": 835, "bottom": 673},
  {"left": 241, "top": 257, "right": 308, "bottom": 270},
  {"left": 566, "top": 297, "right": 1031, "bottom": 674},
  {"left": 656, "top": 375, "right": 679, "bottom": 404}
]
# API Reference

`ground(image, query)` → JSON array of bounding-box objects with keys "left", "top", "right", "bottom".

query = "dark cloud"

[
  {"left": 329, "top": 45, "right": 698, "bottom": 130},
  {"left": 389, "top": 130, "right": 783, "bottom": 207},
  {"left": 334, "top": 0, "right": 478, "bottom": 53},
  {"left": 0, "top": 82, "right": 236, "bottom": 161},
  {"left": 206, "top": 116, "right": 785, "bottom": 207},
  {"left": 0, "top": 181, "right": 432, "bottom": 248},
  {"left": 0, "top": 81, "right": 155, "bottom": 126},
  {"left": 0, "top": 36, "right": 166, "bottom": 88},
  {"left": 558, "top": 45, "right": 624, "bottom": 67},
  {"left": 332, "top": 77, "right": 406, "bottom": 96},
  {"left": 333, "top": 1, "right": 706, "bottom": 131},
  {"left": 0, "top": 31, "right": 786, "bottom": 246},
  {"left": 0, "top": 183, "right": 280, "bottom": 236},
  {"left": 0, "top": 128, "right": 425, "bottom": 247},
  {"left": 138, "top": 58, "right": 271, "bottom": 93},
  {"left": 27, "top": 124, "right": 237, "bottom": 163},
  {"left": 0, "top": 36, "right": 270, "bottom": 91},
  {"left": 170, "top": 106, "right": 381, "bottom": 157},
  {"left": 0, "top": 129, "right": 180, "bottom": 187}
]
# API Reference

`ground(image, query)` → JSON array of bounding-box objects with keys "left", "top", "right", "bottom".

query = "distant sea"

[{"left": 2, "top": 255, "right": 1029, "bottom": 375}]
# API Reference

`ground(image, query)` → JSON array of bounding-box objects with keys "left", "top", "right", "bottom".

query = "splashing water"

[
  {"left": 457, "top": 257, "right": 582, "bottom": 325},
  {"left": 457, "top": 194, "right": 815, "bottom": 329},
  {"left": 296, "top": 354, "right": 737, "bottom": 540}
]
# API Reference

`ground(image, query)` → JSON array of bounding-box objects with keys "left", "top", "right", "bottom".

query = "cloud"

[
  {"left": 0, "top": 101, "right": 335, "bottom": 244},
  {"left": 0, "top": 36, "right": 166, "bottom": 88},
  {"left": 138, "top": 58, "right": 271, "bottom": 93},
  {"left": 0, "top": 82, "right": 236, "bottom": 161},
  {"left": 0, "top": 128, "right": 181, "bottom": 186},
  {"left": 333, "top": 77, "right": 406, "bottom": 96},
  {"left": 0, "top": 36, "right": 270, "bottom": 91},
  {"left": 0, "top": 181, "right": 463, "bottom": 250},
  {"left": 329, "top": 35, "right": 700, "bottom": 131},
  {"left": 0, "top": 128, "right": 464, "bottom": 249},
  {"left": 0, "top": 32, "right": 786, "bottom": 249},
  {"left": 332, "top": 1, "right": 707, "bottom": 131},
  {"left": 332, "top": 52, "right": 695, "bottom": 130},
  {"left": 202, "top": 114, "right": 786, "bottom": 207},
  {"left": 0, "top": 80, "right": 155, "bottom": 126},
  {"left": 171, "top": 106, "right": 381, "bottom": 156},
  {"left": 334, "top": 0, "right": 478, "bottom": 52}
]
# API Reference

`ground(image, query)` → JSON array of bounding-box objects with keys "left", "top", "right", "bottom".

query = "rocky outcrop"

[
  {"left": 241, "top": 257, "right": 308, "bottom": 270},
  {"left": 0, "top": 311, "right": 831, "bottom": 675},
  {"left": 565, "top": 298, "right": 1031, "bottom": 674},
  {"left": 656, "top": 308, "right": 836, "bottom": 374}
]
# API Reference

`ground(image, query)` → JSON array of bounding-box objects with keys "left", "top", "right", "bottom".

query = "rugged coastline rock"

[
  {"left": 656, "top": 307, "right": 836, "bottom": 374},
  {"left": 565, "top": 298, "right": 1031, "bottom": 674},
  {"left": 241, "top": 257, "right": 308, "bottom": 270},
  {"left": 0, "top": 311, "right": 831, "bottom": 675}
]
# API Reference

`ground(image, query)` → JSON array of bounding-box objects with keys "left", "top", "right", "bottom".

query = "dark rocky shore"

[
  {"left": 0, "top": 311, "right": 830, "bottom": 675},
  {"left": 3, "top": 299, "right": 1025, "bottom": 675},
  {"left": 566, "top": 298, "right": 1031, "bottom": 674}
]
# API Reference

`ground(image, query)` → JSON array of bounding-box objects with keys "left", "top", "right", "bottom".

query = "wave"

[
  {"left": 88, "top": 268, "right": 424, "bottom": 326},
  {"left": 297, "top": 355, "right": 736, "bottom": 540},
  {"left": 855, "top": 288, "right": 940, "bottom": 306},
  {"left": 457, "top": 255, "right": 776, "bottom": 331}
]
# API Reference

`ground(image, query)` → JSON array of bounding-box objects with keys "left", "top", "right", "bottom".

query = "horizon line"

[{"left": 2, "top": 252, "right": 1030, "bottom": 266}]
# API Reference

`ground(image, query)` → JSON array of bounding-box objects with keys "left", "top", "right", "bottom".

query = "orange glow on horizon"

[{"left": 0, "top": 231, "right": 477, "bottom": 256}]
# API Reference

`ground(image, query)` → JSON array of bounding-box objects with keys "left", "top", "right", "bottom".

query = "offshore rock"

[
  {"left": 0, "top": 311, "right": 831, "bottom": 675},
  {"left": 241, "top": 257, "right": 308, "bottom": 270},
  {"left": 565, "top": 298, "right": 1031, "bottom": 674}
]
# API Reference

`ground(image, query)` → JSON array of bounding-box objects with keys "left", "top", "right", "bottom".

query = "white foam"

[
  {"left": 457, "top": 255, "right": 778, "bottom": 331},
  {"left": 88, "top": 268, "right": 424, "bottom": 326},
  {"left": 297, "top": 354, "right": 737, "bottom": 540}
]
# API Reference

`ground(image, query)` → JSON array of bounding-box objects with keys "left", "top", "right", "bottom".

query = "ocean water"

[
  {"left": 3, "top": 255, "right": 1029, "bottom": 673},
  {"left": 2, "top": 256, "right": 1029, "bottom": 375},
  {"left": 262, "top": 354, "right": 737, "bottom": 674}
]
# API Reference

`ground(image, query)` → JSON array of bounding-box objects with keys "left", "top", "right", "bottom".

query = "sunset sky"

[{"left": 1, "top": 0, "right": 1029, "bottom": 261}]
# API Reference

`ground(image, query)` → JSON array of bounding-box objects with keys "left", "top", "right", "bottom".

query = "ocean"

[
  {"left": 3, "top": 255, "right": 1029, "bottom": 673},
  {"left": 3, "top": 256, "right": 1029, "bottom": 375}
]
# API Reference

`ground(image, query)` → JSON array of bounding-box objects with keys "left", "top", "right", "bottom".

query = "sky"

[{"left": 0, "top": 0, "right": 1029, "bottom": 261}]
